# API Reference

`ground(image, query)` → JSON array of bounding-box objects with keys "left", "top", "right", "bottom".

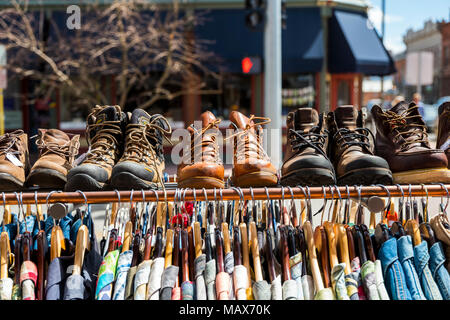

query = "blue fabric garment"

[
  {"left": 3, "top": 213, "right": 18, "bottom": 248},
  {"left": 45, "top": 214, "right": 74, "bottom": 243},
  {"left": 378, "top": 237, "right": 412, "bottom": 300},
  {"left": 413, "top": 241, "right": 443, "bottom": 300},
  {"left": 427, "top": 242, "right": 450, "bottom": 300},
  {"left": 397, "top": 236, "right": 426, "bottom": 300}
]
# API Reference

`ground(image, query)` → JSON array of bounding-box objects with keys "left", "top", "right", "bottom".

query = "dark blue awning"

[{"left": 329, "top": 9, "right": 395, "bottom": 76}]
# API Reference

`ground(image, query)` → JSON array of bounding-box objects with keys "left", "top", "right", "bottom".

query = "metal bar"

[{"left": 1, "top": 185, "right": 449, "bottom": 205}]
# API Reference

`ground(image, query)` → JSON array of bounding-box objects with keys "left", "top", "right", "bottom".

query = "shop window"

[{"left": 337, "top": 80, "right": 351, "bottom": 106}]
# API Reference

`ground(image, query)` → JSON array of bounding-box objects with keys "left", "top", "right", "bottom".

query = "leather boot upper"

[
  {"left": 177, "top": 111, "right": 224, "bottom": 182},
  {"left": 371, "top": 102, "right": 448, "bottom": 172},
  {"left": 67, "top": 105, "right": 127, "bottom": 183},
  {"left": 113, "top": 108, "right": 171, "bottom": 185},
  {"left": 0, "top": 130, "right": 29, "bottom": 183},
  {"left": 281, "top": 108, "right": 333, "bottom": 176},
  {"left": 327, "top": 105, "right": 390, "bottom": 178},
  {"left": 228, "top": 111, "right": 277, "bottom": 180},
  {"left": 29, "top": 129, "right": 80, "bottom": 176},
  {"left": 437, "top": 102, "right": 450, "bottom": 168}
]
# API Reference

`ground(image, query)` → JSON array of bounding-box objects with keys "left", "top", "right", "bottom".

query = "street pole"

[
  {"left": 380, "top": 0, "right": 385, "bottom": 102},
  {"left": 320, "top": 5, "right": 331, "bottom": 113},
  {"left": 264, "top": 0, "right": 282, "bottom": 169},
  {"left": 0, "top": 88, "right": 3, "bottom": 135}
]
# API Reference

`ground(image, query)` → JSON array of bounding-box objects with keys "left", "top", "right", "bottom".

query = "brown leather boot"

[
  {"left": 111, "top": 109, "right": 171, "bottom": 189},
  {"left": 26, "top": 129, "right": 80, "bottom": 189},
  {"left": 228, "top": 111, "right": 278, "bottom": 187},
  {"left": 281, "top": 108, "right": 335, "bottom": 186},
  {"left": 371, "top": 101, "right": 450, "bottom": 183},
  {"left": 327, "top": 105, "right": 393, "bottom": 185},
  {"left": 0, "top": 130, "right": 30, "bottom": 191},
  {"left": 65, "top": 105, "right": 128, "bottom": 191},
  {"left": 177, "top": 111, "right": 224, "bottom": 188},
  {"left": 437, "top": 102, "right": 450, "bottom": 168}
]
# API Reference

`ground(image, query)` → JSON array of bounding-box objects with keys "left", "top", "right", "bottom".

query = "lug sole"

[
  {"left": 0, "top": 173, "right": 24, "bottom": 191},
  {"left": 280, "top": 168, "right": 336, "bottom": 187},
  {"left": 26, "top": 168, "right": 67, "bottom": 189},
  {"left": 393, "top": 167, "right": 450, "bottom": 184},
  {"left": 233, "top": 171, "right": 278, "bottom": 188},
  {"left": 111, "top": 172, "right": 160, "bottom": 190},
  {"left": 178, "top": 176, "right": 225, "bottom": 189},
  {"left": 64, "top": 173, "right": 105, "bottom": 192},
  {"left": 338, "top": 167, "right": 393, "bottom": 186}
]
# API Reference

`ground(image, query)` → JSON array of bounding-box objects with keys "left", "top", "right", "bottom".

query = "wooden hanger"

[
  {"left": 153, "top": 227, "right": 164, "bottom": 259},
  {"left": 280, "top": 227, "right": 291, "bottom": 282},
  {"left": 300, "top": 200, "right": 306, "bottom": 225},
  {"left": 215, "top": 228, "right": 225, "bottom": 274},
  {"left": 304, "top": 221, "right": 324, "bottom": 292},
  {"left": 72, "top": 225, "right": 89, "bottom": 276},
  {"left": 143, "top": 230, "right": 152, "bottom": 261},
  {"left": 131, "top": 230, "right": 141, "bottom": 267},
  {"left": 336, "top": 224, "right": 351, "bottom": 275},
  {"left": 3, "top": 205, "right": 11, "bottom": 225},
  {"left": 405, "top": 219, "right": 421, "bottom": 246},
  {"left": 122, "top": 221, "right": 133, "bottom": 252},
  {"left": 36, "top": 230, "right": 46, "bottom": 300},
  {"left": 324, "top": 221, "right": 339, "bottom": 270},
  {"left": 173, "top": 228, "right": 181, "bottom": 286},
  {"left": 26, "top": 204, "right": 31, "bottom": 217},
  {"left": 240, "top": 223, "right": 252, "bottom": 287},
  {"left": 13, "top": 234, "right": 21, "bottom": 285},
  {"left": 165, "top": 229, "right": 174, "bottom": 268},
  {"left": 352, "top": 226, "right": 367, "bottom": 264},
  {"left": 188, "top": 226, "right": 195, "bottom": 280},
  {"left": 420, "top": 223, "right": 436, "bottom": 248},
  {"left": 314, "top": 225, "right": 331, "bottom": 288},
  {"left": 265, "top": 229, "right": 276, "bottom": 283},
  {"left": 360, "top": 224, "right": 376, "bottom": 262},
  {"left": 0, "top": 231, "right": 9, "bottom": 279},
  {"left": 250, "top": 222, "right": 263, "bottom": 283},
  {"left": 233, "top": 226, "right": 242, "bottom": 266},
  {"left": 194, "top": 221, "right": 202, "bottom": 259},
  {"left": 222, "top": 222, "right": 231, "bottom": 256},
  {"left": 296, "top": 226, "right": 308, "bottom": 277},
  {"left": 181, "top": 229, "right": 190, "bottom": 283},
  {"left": 50, "top": 225, "right": 65, "bottom": 261}
]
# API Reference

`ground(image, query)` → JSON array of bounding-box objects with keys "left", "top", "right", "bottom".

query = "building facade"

[{"left": 439, "top": 21, "right": 450, "bottom": 97}]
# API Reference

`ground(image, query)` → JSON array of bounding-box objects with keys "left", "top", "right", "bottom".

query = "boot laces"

[
  {"left": 225, "top": 115, "right": 271, "bottom": 161},
  {"left": 333, "top": 127, "right": 374, "bottom": 151},
  {"left": 290, "top": 127, "right": 328, "bottom": 159},
  {"left": 189, "top": 119, "right": 221, "bottom": 162},
  {"left": 381, "top": 105, "right": 428, "bottom": 150},
  {"left": 32, "top": 133, "right": 79, "bottom": 164},
  {"left": 0, "top": 130, "right": 24, "bottom": 157}
]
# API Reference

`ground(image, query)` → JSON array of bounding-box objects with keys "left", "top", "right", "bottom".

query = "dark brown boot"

[
  {"left": 65, "top": 105, "right": 128, "bottom": 191},
  {"left": 437, "top": 102, "right": 450, "bottom": 168},
  {"left": 371, "top": 101, "right": 449, "bottom": 183},
  {"left": 177, "top": 111, "right": 224, "bottom": 188},
  {"left": 26, "top": 129, "right": 80, "bottom": 189},
  {"left": 0, "top": 130, "right": 30, "bottom": 191},
  {"left": 327, "top": 105, "right": 393, "bottom": 185},
  {"left": 229, "top": 111, "right": 278, "bottom": 187},
  {"left": 111, "top": 109, "right": 171, "bottom": 189},
  {"left": 280, "top": 108, "right": 335, "bottom": 186}
]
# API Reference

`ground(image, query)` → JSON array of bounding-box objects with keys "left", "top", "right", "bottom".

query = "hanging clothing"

[
  {"left": 374, "top": 260, "right": 390, "bottom": 300},
  {"left": 428, "top": 241, "right": 450, "bottom": 300},
  {"left": 413, "top": 241, "right": 443, "bottom": 300},
  {"left": 397, "top": 235, "right": 426, "bottom": 300},
  {"left": 378, "top": 237, "right": 412, "bottom": 300},
  {"left": 194, "top": 254, "right": 207, "bottom": 300},
  {"left": 147, "top": 257, "right": 165, "bottom": 300},
  {"left": 160, "top": 265, "right": 179, "bottom": 300},
  {"left": 360, "top": 260, "right": 379, "bottom": 300},
  {"left": 331, "top": 263, "right": 350, "bottom": 300},
  {"left": 95, "top": 249, "right": 120, "bottom": 300},
  {"left": 134, "top": 260, "right": 152, "bottom": 300},
  {"left": 112, "top": 250, "right": 133, "bottom": 300}
]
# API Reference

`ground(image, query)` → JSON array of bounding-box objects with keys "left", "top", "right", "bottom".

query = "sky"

[{"left": 367, "top": 0, "right": 450, "bottom": 55}]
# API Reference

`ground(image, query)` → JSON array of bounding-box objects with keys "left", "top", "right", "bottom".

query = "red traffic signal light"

[
  {"left": 242, "top": 57, "right": 254, "bottom": 74},
  {"left": 241, "top": 56, "right": 261, "bottom": 74}
]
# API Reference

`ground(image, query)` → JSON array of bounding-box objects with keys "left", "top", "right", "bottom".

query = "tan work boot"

[
  {"left": 65, "top": 105, "right": 128, "bottom": 191},
  {"left": 26, "top": 129, "right": 80, "bottom": 189},
  {"left": 111, "top": 109, "right": 172, "bottom": 189},
  {"left": 177, "top": 111, "right": 225, "bottom": 189},
  {"left": 0, "top": 130, "right": 30, "bottom": 191},
  {"left": 228, "top": 111, "right": 278, "bottom": 187}
]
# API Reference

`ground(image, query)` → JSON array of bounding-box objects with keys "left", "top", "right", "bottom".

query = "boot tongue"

[
  {"left": 230, "top": 111, "right": 253, "bottom": 130},
  {"left": 390, "top": 101, "right": 410, "bottom": 115},
  {"left": 334, "top": 105, "right": 358, "bottom": 130},
  {"left": 88, "top": 105, "right": 122, "bottom": 139},
  {"left": 200, "top": 111, "right": 218, "bottom": 127},
  {"left": 390, "top": 102, "right": 424, "bottom": 125},
  {"left": 130, "top": 108, "right": 151, "bottom": 125},
  {"left": 41, "top": 129, "right": 70, "bottom": 143},
  {"left": 291, "top": 108, "right": 319, "bottom": 131}
]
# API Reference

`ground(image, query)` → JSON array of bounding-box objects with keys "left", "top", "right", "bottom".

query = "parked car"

[
  {"left": 422, "top": 103, "right": 438, "bottom": 132},
  {"left": 435, "top": 96, "right": 450, "bottom": 108}
]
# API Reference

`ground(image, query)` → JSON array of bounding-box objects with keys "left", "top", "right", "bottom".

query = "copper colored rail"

[{"left": 1, "top": 185, "right": 449, "bottom": 205}]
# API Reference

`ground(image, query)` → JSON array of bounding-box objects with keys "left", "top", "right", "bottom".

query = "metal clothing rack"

[{"left": 1, "top": 184, "right": 449, "bottom": 205}]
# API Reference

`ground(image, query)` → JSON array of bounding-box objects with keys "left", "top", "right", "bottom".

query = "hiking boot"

[
  {"left": 280, "top": 108, "right": 335, "bottom": 186},
  {"left": 371, "top": 101, "right": 449, "bottom": 183},
  {"left": 65, "top": 105, "right": 127, "bottom": 191},
  {"left": 177, "top": 111, "right": 224, "bottom": 188},
  {"left": 327, "top": 105, "right": 393, "bottom": 185},
  {"left": 111, "top": 109, "right": 171, "bottom": 189},
  {"left": 437, "top": 102, "right": 450, "bottom": 168},
  {"left": 0, "top": 130, "right": 30, "bottom": 191},
  {"left": 228, "top": 111, "right": 278, "bottom": 187},
  {"left": 26, "top": 129, "right": 80, "bottom": 189}
]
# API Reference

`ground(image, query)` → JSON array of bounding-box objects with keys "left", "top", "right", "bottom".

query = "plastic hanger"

[
  {"left": 72, "top": 190, "right": 90, "bottom": 276},
  {"left": 0, "top": 230, "right": 10, "bottom": 280}
]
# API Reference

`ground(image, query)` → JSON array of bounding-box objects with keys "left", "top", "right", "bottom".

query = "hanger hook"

[
  {"left": 2, "top": 192, "right": 5, "bottom": 215},
  {"left": 213, "top": 188, "right": 217, "bottom": 204},
  {"left": 75, "top": 190, "right": 88, "bottom": 222},
  {"left": 130, "top": 189, "right": 134, "bottom": 206},
  {"left": 219, "top": 188, "right": 223, "bottom": 203},
  {"left": 202, "top": 188, "right": 208, "bottom": 203},
  {"left": 438, "top": 183, "right": 449, "bottom": 213},
  {"left": 45, "top": 190, "right": 62, "bottom": 211},
  {"left": 250, "top": 187, "right": 255, "bottom": 204},
  {"left": 193, "top": 188, "right": 197, "bottom": 204},
  {"left": 376, "top": 184, "right": 391, "bottom": 215},
  {"left": 313, "top": 185, "right": 327, "bottom": 217},
  {"left": 408, "top": 184, "right": 413, "bottom": 203},
  {"left": 305, "top": 186, "right": 313, "bottom": 222}
]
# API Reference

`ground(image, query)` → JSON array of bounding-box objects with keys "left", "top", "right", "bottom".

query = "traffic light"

[
  {"left": 281, "top": 0, "right": 287, "bottom": 29},
  {"left": 241, "top": 56, "right": 261, "bottom": 74},
  {"left": 245, "top": 0, "right": 264, "bottom": 30}
]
